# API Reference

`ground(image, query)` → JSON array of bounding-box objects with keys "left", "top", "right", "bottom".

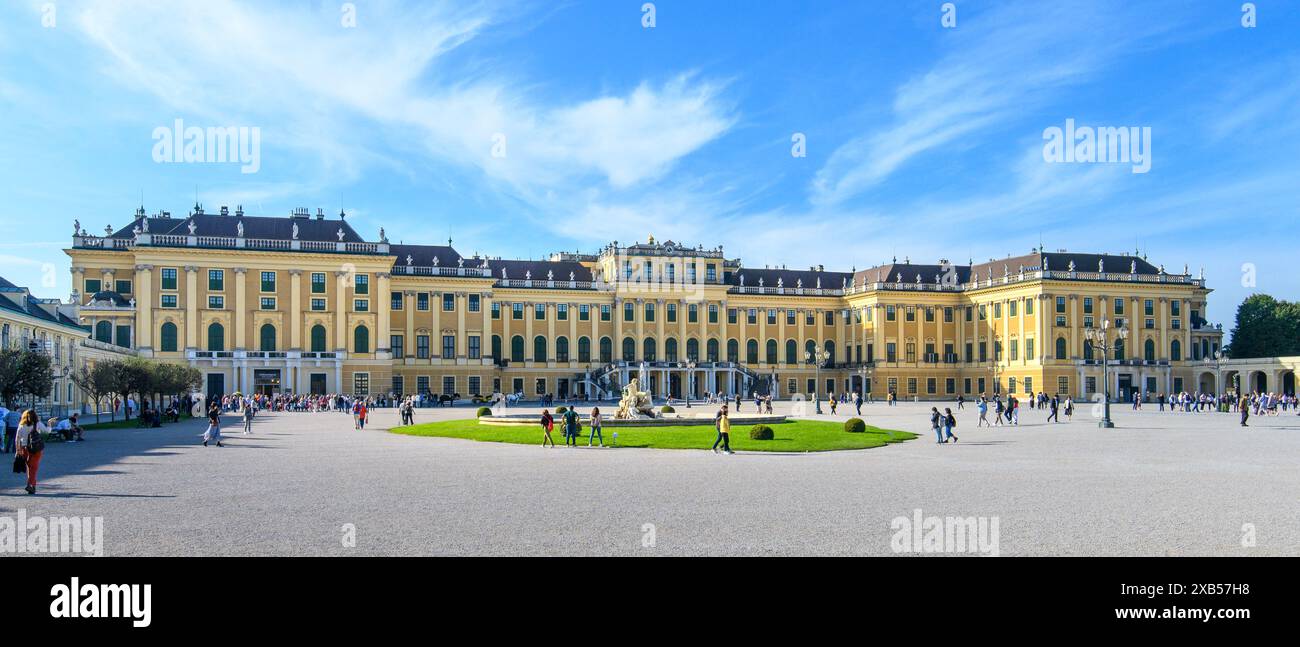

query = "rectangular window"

[
  {"left": 353, "top": 373, "right": 369, "bottom": 396},
  {"left": 391, "top": 292, "right": 403, "bottom": 310},
  {"left": 979, "top": 304, "right": 988, "bottom": 320},
  {"left": 645, "top": 303, "right": 655, "bottom": 322},
  {"left": 418, "top": 293, "right": 430, "bottom": 311},
  {"left": 354, "top": 274, "right": 368, "bottom": 295},
  {"left": 468, "top": 294, "right": 481, "bottom": 312},
  {"left": 444, "top": 293, "right": 456, "bottom": 311},
  {"left": 1026, "top": 338, "right": 1035, "bottom": 359},
  {"left": 417, "top": 376, "right": 430, "bottom": 394},
  {"left": 728, "top": 308, "right": 737, "bottom": 324},
  {"left": 579, "top": 304, "right": 590, "bottom": 321},
  {"left": 492, "top": 302, "right": 501, "bottom": 319},
  {"left": 208, "top": 296, "right": 224, "bottom": 309},
  {"left": 747, "top": 309, "right": 757, "bottom": 325},
  {"left": 513, "top": 303, "right": 524, "bottom": 320},
  {"left": 442, "top": 335, "right": 456, "bottom": 358},
  {"left": 310, "top": 272, "right": 325, "bottom": 293},
  {"left": 84, "top": 278, "right": 101, "bottom": 294},
  {"left": 993, "top": 302, "right": 1002, "bottom": 319},
  {"left": 600, "top": 305, "right": 611, "bottom": 321},
  {"left": 706, "top": 265, "right": 717, "bottom": 282},
  {"left": 1172, "top": 301, "right": 1182, "bottom": 317},
  {"left": 1009, "top": 301, "right": 1017, "bottom": 317},
  {"left": 160, "top": 294, "right": 177, "bottom": 308},
  {"left": 416, "top": 335, "right": 430, "bottom": 359},
  {"left": 260, "top": 271, "right": 276, "bottom": 293},
  {"left": 886, "top": 305, "right": 896, "bottom": 321},
  {"left": 1056, "top": 297, "right": 1066, "bottom": 313},
  {"left": 354, "top": 299, "right": 368, "bottom": 312},
  {"left": 926, "top": 378, "right": 937, "bottom": 395},
  {"left": 468, "top": 376, "right": 481, "bottom": 396},
  {"left": 260, "top": 297, "right": 276, "bottom": 310},
  {"left": 115, "top": 279, "right": 132, "bottom": 294},
  {"left": 944, "top": 307, "right": 953, "bottom": 323},
  {"left": 1172, "top": 319, "right": 1181, "bottom": 330},
  {"left": 468, "top": 336, "right": 481, "bottom": 359},
  {"left": 1025, "top": 298, "right": 1034, "bottom": 315},
  {"left": 311, "top": 298, "right": 326, "bottom": 311},
  {"left": 392, "top": 375, "right": 404, "bottom": 395},
  {"left": 688, "top": 303, "right": 699, "bottom": 323},
  {"left": 160, "top": 268, "right": 177, "bottom": 290},
  {"left": 1056, "top": 315, "right": 1067, "bottom": 327},
  {"left": 1084, "top": 297, "right": 1093, "bottom": 314},
  {"left": 907, "top": 378, "right": 917, "bottom": 395},
  {"left": 391, "top": 335, "right": 404, "bottom": 359},
  {"left": 786, "top": 310, "right": 796, "bottom": 325},
  {"left": 767, "top": 309, "right": 776, "bottom": 325},
  {"left": 806, "top": 312, "right": 815, "bottom": 326},
  {"left": 1145, "top": 318, "right": 1155, "bottom": 329},
  {"left": 965, "top": 306, "right": 973, "bottom": 322},
  {"left": 624, "top": 302, "right": 634, "bottom": 321},
  {"left": 709, "top": 304, "right": 718, "bottom": 323},
  {"left": 886, "top": 342, "right": 897, "bottom": 362},
  {"left": 1144, "top": 299, "right": 1154, "bottom": 316},
  {"left": 535, "top": 303, "right": 546, "bottom": 320},
  {"left": 1114, "top": 298, "right": 1124, "bottom": 315},
  {"left": 1058, "top": 376, "right": 1069, "bottom": 394},
  {"left": 557, "top": 304, "right": 569, "bottom": 321}
]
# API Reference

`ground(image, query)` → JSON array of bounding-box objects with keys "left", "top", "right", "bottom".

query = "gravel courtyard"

[{"left": 3, "top": 400, "right": 1297, "bottom": 556}]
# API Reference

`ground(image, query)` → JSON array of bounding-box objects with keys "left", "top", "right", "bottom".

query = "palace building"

[{"left": 61, "top": 204, "right": 1236, "bottom": 403}]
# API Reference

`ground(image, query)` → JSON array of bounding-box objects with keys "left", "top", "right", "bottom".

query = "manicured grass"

[
  {"left": 72, "top": 415, "right": 194, "bottom": 431},
  {"left": 391, "top": 418, "right": 915, "bottom": 452}
]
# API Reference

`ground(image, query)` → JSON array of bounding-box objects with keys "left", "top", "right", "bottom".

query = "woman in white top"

[{"left": 15, "top": 409, "right": 49, "bottom": 495}]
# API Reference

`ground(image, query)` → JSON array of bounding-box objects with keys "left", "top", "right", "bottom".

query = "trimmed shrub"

[
  {"left": 749, "top": 424, "right": 775, "bottom": 440},
  {"left": 844, "top": 418, "right": 866, "bottom": 433},
  {"left": 661, "top": 405, "right": 676, "bottom": 413},
  {"left": 476, "top": 407, "right": 493, "bottom": 418}
]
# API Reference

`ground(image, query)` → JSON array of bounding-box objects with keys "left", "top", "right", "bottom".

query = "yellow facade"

[{"left": 64, "top": 210, "right": 1227, "bottom": 402}]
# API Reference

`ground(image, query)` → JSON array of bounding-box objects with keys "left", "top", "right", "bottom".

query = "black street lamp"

[
  {"left": 1085, "top": 319, "right": 1129, "bottom": 428},
  {"left": 805, "top": 347, "right": 829, "bottom": 414}
]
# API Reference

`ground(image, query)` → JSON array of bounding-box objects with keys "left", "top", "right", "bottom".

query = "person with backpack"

[
  {"left": 540, "top": 409, "right": 555, "bottom": 447},
  {"left": 943, "top": 407, "right": 959, "bottom": 443},
  {"left": 562, "top": 407, "right": 580, "bottom": 447},
  {"left": 930, "top": 407, "right": 944, "bottom": 443},
  {"left": 15, "top": 409, "right": 49, "bottom": 494}
]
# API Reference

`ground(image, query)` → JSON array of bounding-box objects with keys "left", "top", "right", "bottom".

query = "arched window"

[
  {"left": 578, "top": 336, "right": 591, "bottom": 362},
  {"left": 1083, "top": 340, "right": 1094, "bottom": 361},
  {"left": 785, "top": 339, "right": 797, "bottom": 365},
  {"left": 664, "top": 337, "right": 678, "bottom": 362},
  {"left": 765, "top": 339, "right": 778, "bottom": 364},
  {"left": 1144, "top": 338, "right": 1156, "bottom": 362},
  {"left": 534, "top": 335, "right": 548, "bottom": 362},
  {"left": 686, "top": 338, "right": 699, "bottom": 362},
  {"left": 491, "top": 335, "right": 502, "bottom": 359},
  {"left": 511, "top": 335, "right": 525, "bottom": 362},
  {"left": 825, "top": 340, "right": 836, "bottom": 366},
  {"left": 805, "top": 339, "right": 816, "bottom": 358},
  {"left": 1055, "top": 337, "right": 1067, "bottom": 360},
  {"left": 599, "top": 337, "right": 612, "bottom": 363},
  {"left": 353, "top": 325, "right": 370, "bottom": 353},
  {"left": 746, "top": 339, "right": 759, "bottom": 364},
  {"left": 726, "top": 338, "right": 738, "bottom": 363},
  {"left": 1113, "top": 339, "right": 1125, "bottom": 361},
  {"left": 643, "top": 337, "right": 657, "bottom": 362},
  {"left": 706, "top": 338, "right": 719, "bottom": 362},
  {"left": 622, "top": 337, "right": 636, "bottom": 361},
  {"left": 95, "top": 321, "right": 113, "bottom": 343},
  {"left": 159, "top": 322, "right": 178, "bottom": 352},
  {"left": 1171, "top": 339, "right": 1182, "bottom": 362},
  {"left": 207, "top": 323, "right": 225, "bottom": 351},
  {"left": 556, "top": 336, "right": 569, "bottom": 362},
  {"left": 260, "top": 323, "right": 277, "bottom": 352},
  {"left": 311, "top": 325, "right": 327, "bottom": 352}
]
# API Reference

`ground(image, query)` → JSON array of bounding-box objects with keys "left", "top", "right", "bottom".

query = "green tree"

[
  {"left": 0, "top": 347, "right": 54, "bottom": 409},
  {"left": 71, "top": 360, "right": 126, "bottom": 423},
  {"left": 1226, "top": 294, "right": 1300, "bottom": 358},
  {"left": 119, "top": 358, "right": 157, "bottom": 419}
]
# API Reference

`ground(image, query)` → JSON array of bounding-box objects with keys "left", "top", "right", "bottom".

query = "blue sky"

[{"left": 1, "top": 0, "right": 1298, "bottom": 332}]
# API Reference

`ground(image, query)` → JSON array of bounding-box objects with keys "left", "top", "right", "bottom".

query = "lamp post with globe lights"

[
  {"left": 678, "top": 359, "right": 696, "bottom": 408},
  {"left": 805, "top": 347, "right": 830, "bottom": 414},
  {"left": 1085, "top": 319, "right": 1129, "bottom": 428}
]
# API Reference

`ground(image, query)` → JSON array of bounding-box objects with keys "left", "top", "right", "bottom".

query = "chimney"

[{"left": 220, "top": 206, "right": 229, "bottom": 216}]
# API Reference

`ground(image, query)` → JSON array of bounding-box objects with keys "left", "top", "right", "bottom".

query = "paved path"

[{"left": 2, "top": 401, "right": 1297, "bottom": 556}]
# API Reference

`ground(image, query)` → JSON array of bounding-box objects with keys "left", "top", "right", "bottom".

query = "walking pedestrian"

[
  {"left": 930, "top": 407, "right": 944, "bottom": 443},
  {"left": 562, "top": 406, "right": 579, "bottom": 447},
  {"left": 14, "top": 410, "right": 48, "bottom": 494},
  {"left": 713, "top": 404, "right": 733, "bottom": 454},
  {"left": 588, "top": 407, "right": 604, "bottom": 447},
  {"left": 540, "top": 409, "right": 555, "bottom": 447},
  {"left": 202, "top": 403, "right": 224, "bottom": 447},
  {"left": 943, "top": 407, "right": 958, "bottom": 443}
]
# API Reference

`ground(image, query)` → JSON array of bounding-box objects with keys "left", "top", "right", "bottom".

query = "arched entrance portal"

[
  {"left": 1283, "top": 371, "right": 1295, "bottom": 396},
  {"left": 1250, "top": 371, "right": 1268, "bottom": 393},
  {"left": 1197, "top": 371, "right": 1215, "bottom": 394}
]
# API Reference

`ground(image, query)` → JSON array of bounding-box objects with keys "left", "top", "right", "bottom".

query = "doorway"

[
  {"left": 253, "top": 369, "right": 282, "bottom": 396},
  {"left": 310, "top": 373, "right": 327, "bottom": 395}
]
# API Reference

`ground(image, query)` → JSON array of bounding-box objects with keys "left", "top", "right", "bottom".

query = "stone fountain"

[{"left": 614, "top": 378, "right": 656, "bottom": 420}]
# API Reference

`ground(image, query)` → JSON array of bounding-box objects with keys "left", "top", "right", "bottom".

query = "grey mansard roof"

[{"left": 109, "top": 212, "right": 366, "bottom": 243}]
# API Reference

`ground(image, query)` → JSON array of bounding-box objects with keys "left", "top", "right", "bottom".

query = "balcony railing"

[
  {"left": 74, "top": 233, "right": 388, "bottom": 255},
  {"left": 187, "top": 350, "right": 348, "bottom": 361}
]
